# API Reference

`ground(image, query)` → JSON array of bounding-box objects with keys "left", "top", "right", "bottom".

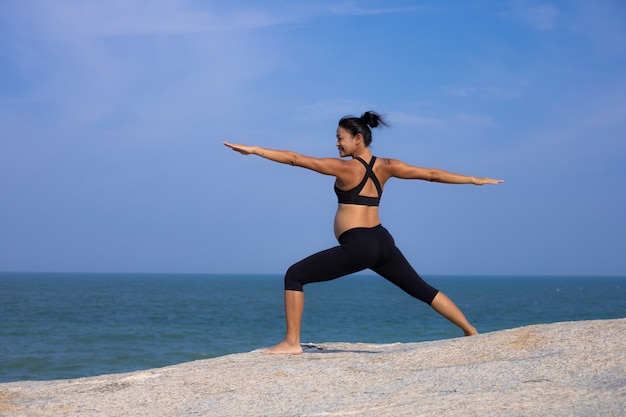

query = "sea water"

[{"left": 1, "top": 273, "right": 625, "bottom": 382}]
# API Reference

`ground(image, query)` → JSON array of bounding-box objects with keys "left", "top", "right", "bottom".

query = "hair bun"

[{"left": 360, "top": 111, "right": 381, "bottom": 128}]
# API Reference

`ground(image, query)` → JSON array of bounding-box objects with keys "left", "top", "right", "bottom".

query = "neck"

[{"left": 352, "top": 148, "right": 372, "bottom": 160}]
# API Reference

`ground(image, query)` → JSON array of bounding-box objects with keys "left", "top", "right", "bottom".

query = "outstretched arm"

[
  {"left": 223, "top": 142, "right": 297, "bottom": 165},
  {"left": 386, "top": 158, "right": 503, "bottom": 185},
  {"left": 223, "top": 142, "right": 347, "bottom": 177}
]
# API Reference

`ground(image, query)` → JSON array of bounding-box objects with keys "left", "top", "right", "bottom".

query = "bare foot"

[
  {"left": 262, "top": 340, "right": 303, "bottom": 355},
  {"left": 464, "top": 326, "right": 478, "bottom": 336}
]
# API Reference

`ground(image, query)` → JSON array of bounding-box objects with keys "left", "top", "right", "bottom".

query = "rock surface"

[{"left": 1, "top": 318, "right": 625, "bottom": 417}]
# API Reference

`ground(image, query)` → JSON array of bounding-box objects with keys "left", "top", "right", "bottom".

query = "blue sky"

[{"left": 1, "top": 1, "right": 625, "bottom": 276}]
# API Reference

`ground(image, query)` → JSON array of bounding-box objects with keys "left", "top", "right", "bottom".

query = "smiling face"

[{"left": 335, "top": 127, "right": 361, "bottom": 158}]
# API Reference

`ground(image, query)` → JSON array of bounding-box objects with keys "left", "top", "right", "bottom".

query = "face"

[{"left": 335, "top": 127, "right": 361, "bottom": 158}]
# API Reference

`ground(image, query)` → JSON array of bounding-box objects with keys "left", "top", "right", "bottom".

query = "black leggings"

[{"left": 284, "top": 225, "right": 439, "bottom": 305}]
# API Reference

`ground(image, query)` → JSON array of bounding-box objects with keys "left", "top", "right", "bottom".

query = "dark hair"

[{"left": 338, "top": 111, "right": 388, "bottom": 147}]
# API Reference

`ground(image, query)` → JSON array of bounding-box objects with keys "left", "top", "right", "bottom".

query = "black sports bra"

[{"left": 334, "top": 156, "right": 382, "bottom": 206}]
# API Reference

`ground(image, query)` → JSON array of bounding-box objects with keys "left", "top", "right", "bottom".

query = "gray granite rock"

[{"left": 2, "top": 318, "right": 625, "bottom": 416}]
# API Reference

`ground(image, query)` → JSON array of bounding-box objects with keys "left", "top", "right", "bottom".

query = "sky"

[{"left": 1, "top": 0, "right": 625, "bottom": 276}]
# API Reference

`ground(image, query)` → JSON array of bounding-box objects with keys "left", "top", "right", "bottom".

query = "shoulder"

[
  {"left": 375, "top": 157, "right": 402, "bottom": 171},
  {"left": 294, "top": 155, "right": 354, "bottom": 176},
  {"left": 375, "top": 157, "right": 430, "bottom": 180}
]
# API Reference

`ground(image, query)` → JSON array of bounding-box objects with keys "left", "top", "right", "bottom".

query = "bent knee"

[{"left": 284, "top": 264, "right": 305, "bottom": 292}]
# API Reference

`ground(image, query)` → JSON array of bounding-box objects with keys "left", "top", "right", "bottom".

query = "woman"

[{"left": 223, "top": 111, "right": 503, "bottom": 354}]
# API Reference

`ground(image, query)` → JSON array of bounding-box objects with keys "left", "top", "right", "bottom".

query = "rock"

[{"left": 1, "top": 318, "right": 625, "bottom": 416}]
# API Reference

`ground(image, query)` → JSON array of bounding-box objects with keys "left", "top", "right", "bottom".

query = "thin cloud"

[
  {"left": 0, "top": 1, "right": 431, "bottom": 42},
  {"left": 443, "top": 86, "right": 522, "bottom": 101},
  {"left": 297, "top": 99, "right": 376, "bottom": 121},
  {"left": 389, "top": 112, "right": 444, "bottom": 128},
  {"left": 571, "top": 1, "right": 626, "bottom": 59},
  {"left": 1, "top": 1, "right": 317, "bottom": 39},
  {"left": 506, "top": 82, "right": 626, "bottom": 169},
  {"left": 454, "top": 113, "right": 497, "bottom": 127},
  {"left": 522, "top": 4, "right": 560, "bottom": 30},
  {"left": 329, "top": 3, "right": 429, "bottom": 16},
  {"left": 443, "top": 86, "right": 477, "bottom": 98},
  {"left": 0, "top": 1, "right": 286, "bottom": 131},
  {"left": 499, "top": 2, "right": 560, "bottom": 30}
]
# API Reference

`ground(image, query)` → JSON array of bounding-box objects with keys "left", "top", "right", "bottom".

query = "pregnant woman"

[{"left": 224, "top": 111, "right": 503, "bottom": 354}]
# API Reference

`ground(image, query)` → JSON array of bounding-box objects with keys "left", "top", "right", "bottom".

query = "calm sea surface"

[{"left": 1, "top": 273, "right": 625, "bottom": 382}]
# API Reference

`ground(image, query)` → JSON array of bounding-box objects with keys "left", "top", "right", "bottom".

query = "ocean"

[{"left": 1, "top": 273, "right": 625, "bottom": 383}]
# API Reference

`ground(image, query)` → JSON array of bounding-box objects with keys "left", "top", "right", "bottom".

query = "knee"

[
  {"left": 284, "top": 263, "right": 305, "bottom": 292},
  {"left": 424, "top": 289, "right": 439, "bottom": 306},
  {"left": 411, "top": 282, "right": 439, "bottom": 305}
]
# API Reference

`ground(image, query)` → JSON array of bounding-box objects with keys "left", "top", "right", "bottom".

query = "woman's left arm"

[
  {"left": 430, "top": 169, "right": 503, "bottom": 185},
  {"left": 384, "top": 158, "right": 503, "bottom": 185}
]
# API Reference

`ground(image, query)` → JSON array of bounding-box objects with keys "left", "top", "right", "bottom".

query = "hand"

[
  {"left": 223, "top": 142, "right": 256, "bottom": 156},
  {"left": 474, "top": 177, "right": 504, "bottom": 185}
]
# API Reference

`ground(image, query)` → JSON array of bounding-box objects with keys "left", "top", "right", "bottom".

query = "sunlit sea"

[{"left": 1, "top": 273, "right": 625, "bottom": 383}]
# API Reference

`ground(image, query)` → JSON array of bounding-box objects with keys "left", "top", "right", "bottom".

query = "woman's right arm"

[{"left": 223, "top": 142, "right": 348, "bottom": 177}]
